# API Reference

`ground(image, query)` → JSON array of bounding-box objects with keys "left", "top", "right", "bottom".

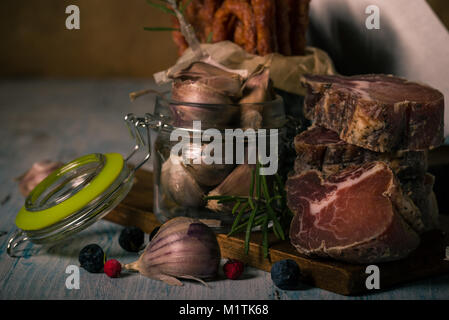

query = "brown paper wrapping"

[{"left": 154, "top": 41, "right": 336, "bottom": 96}]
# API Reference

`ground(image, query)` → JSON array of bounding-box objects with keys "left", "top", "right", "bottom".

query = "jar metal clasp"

[{"left": 6, "top": 113, "right": 161, "bottom": 257}]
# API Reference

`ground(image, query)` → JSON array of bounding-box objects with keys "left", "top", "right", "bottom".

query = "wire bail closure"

[
  {"left": 6, "top": 113, "right": 162, "bottom": 258},
  {"left": 124, "top": 113, "right": 162, "bottom": 172}
]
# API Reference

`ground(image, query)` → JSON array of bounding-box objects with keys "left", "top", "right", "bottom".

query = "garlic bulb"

[
  {"left": 124, "top": 217, "right": 221, "bottom": 286},
  {"left": 206, "top": 164, "right": 256, "bottom": 212},
  {"left": 182, "top": 143, "right": 235, "bottom": 187},
  {"left": 172, "top": 80, "right": 233, "bottom": 105},
  {"left": 172, "top": 61, "right": 243, "bottom": 99},
  {"left": 170, "top": 81, "right": 241, "bottom": 129},
  {"left": 160, "top": 155, "right": 207, "bottom": 207},
  {"left": 17, "top": 160, "right": 63, "bottom": 196},
  {"left": 171, "top": 60, "right": 242, "bottom": 105},
  {"left": 169, "top": 60, "right": 244, "bottom": 129}
]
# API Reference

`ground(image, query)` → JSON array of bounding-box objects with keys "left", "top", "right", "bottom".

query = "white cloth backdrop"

[{"left": 307, "top": 0, "right": 449, "bottom": 140}]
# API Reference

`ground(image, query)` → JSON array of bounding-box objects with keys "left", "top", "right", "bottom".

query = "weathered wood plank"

[{"left": 1, "top": 79, "right": 449, "bottom": 299}]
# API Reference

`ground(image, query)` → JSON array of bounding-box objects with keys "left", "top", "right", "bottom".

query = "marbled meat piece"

[
  {"left": 287, "top": 161, "right": 420, "bottom": 263},
  {"left": 301, "top": 74, "right": 444, "bottom": 152}
]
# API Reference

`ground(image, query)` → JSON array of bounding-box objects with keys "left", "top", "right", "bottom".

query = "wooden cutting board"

[{"left": 104, "top": 148, "right": 449, "bottom": 296}]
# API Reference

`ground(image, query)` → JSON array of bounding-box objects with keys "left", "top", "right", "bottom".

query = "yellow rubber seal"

[{"left": 15, "top": 153, "right": 124, "bottom": 231}]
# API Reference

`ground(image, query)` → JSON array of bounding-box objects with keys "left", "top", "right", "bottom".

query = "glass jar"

[
  {"left": 149, "top": 93, "right": 286, "bottom": 232},
  {"left": 7, "top": 115, "right": 154, "bottom": 257}
]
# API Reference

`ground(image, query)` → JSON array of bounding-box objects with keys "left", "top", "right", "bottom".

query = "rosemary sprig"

[
  {"left": 145, "top": 0, "right": 175, "bottom": 16},
  {"left": 204, "top": 164, "right": 292, "bottom": 258},
  {"left": 206, "top": 31, "right": 213, "bottom": 43},
  {"left": 179, "top": 0, "right": 193, "bottom": 13},
  {"left": 230, "top": 202, "right": 248, "bottom": 234},
  {"left": 143, "top": 0, "right": 192, "bottom": 32}
]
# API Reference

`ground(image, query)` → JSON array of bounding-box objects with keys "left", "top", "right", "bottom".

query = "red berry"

[
  {"left": 223, "top": 259, "right": 244, "bottom": 280},
  {"left": 104, "top": 259, "right": 122, "bottom": 278}
]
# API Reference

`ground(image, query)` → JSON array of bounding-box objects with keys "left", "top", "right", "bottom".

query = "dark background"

[{"left": 0, "top": 0, "right": 448, "bottom": 78}]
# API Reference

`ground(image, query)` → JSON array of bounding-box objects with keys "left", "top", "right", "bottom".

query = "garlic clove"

[
  {"left": 181, "top": 143, "right": 235, "bottom": 187},
  {"left": 160, "top": 155, "right": 207, "bottom": 208},
  {"left": 169, "top": 60, "right": 246, "bottom": 129},
  {"left": 240, "top": 109, "right": 264, "bottom": 130},
  {"left": 198, "top": 75, "right": 243, "bottom": 99},
  {"left": 124, "top": 217, "right": 220, "bottom": 286},
  {"left": 184, "top": 162, "right": 235, "bottom": 187},
  {"left": 206, "top": 164, "right": 256, "bottom": 212},
  {"left": 17, "top": 160, "right": 64, "bottom": 197},
  {"left": 170, "top": 81, "right": 241, "bottom": 129}
]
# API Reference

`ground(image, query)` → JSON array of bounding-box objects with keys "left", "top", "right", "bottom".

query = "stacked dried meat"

[
  {"left": 293, "top": 126, "right": 428, "bottom": 180},
  {"left": 287, "top": 74, "right": 445, "bottom": 263}
]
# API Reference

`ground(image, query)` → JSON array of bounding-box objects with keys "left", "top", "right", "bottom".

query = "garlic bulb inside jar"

[
  {"left": 169, "top": 60, "right": 244, "bottom": 129},
  {"left": 181, "top": 142, "right": 235, "bottom": 187},
  {"left": 160, "top": 155, "right": 207, "bottom": 208}
]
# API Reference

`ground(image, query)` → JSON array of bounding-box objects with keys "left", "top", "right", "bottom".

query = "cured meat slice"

[
  {"left": 287, "top": 162, "right": 420, "bottom": 263},
  {"left": 301, "top": 74, "right": 445, "bottom": 152},
  {"left": 293, "top": 126, "right": 428, "bottom": 180}
]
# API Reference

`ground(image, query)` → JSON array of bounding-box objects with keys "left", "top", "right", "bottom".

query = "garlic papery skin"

[
  {"left": 124, "top": 217, "right": 221, "bottom": 286},
  {"left": 172, "top": 80, "right": 232, "bottom": 105},
  {"left": 172, "top": 61, "right": 243, "bottom": 99}
]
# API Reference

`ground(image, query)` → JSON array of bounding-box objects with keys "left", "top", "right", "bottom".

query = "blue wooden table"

[{"left": 1, "top": 79, "right": 448, "bottom": 300}]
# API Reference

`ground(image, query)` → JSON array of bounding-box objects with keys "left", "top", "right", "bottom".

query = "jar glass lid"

[
  {"left": 16, "top": 153, "right": 125, "bottom": 231},
  {"left": 7, "top": 114, "right": 159, "bottom": 257}
]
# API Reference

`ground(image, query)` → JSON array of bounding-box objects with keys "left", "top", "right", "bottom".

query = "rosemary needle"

[
  {"left": 245, "top": 203, "right": 258, "bottom": 254},
  {"left": 231, "top": 200, "right": 241, "bottom": 214},
  {"left": 145, "top": 0, "right": 176, "bottom": 16},
  {"left": 262, "top": 214, "right": 269, "bottom": 258},
  {"left": 229, "top": 202, "right": 249, "bottom": 235}
]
